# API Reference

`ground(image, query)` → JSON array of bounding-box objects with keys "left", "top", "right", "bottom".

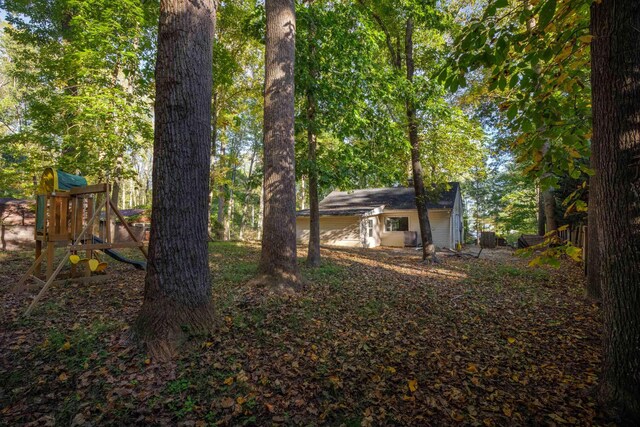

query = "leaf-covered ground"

[{"left": 1, "top": 243, "right": 609, "bottom": 425}]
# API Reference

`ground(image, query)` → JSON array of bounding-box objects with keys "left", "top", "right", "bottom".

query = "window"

[
  {"left": 368, "top": 219, "right": 373, "bottom": 237},
  {"left": 385, "top": 217, "right": 409, "bottom": 232}
]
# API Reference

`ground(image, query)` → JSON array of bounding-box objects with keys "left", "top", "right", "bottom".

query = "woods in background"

[{"left": 1, "top": 0, "right": 638, "bottom": 421}]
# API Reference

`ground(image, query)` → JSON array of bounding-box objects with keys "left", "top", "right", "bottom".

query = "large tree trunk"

[
  {"left": 586, "top": 173, "right": 601, "bottom": 300},
  {"left": 405, "top": 17, "right": 436, "bottom": 262},
  {"left": 591, "top": 0, "right": 640, "bottom": 421},
  {"left": 256, "top": 0, "right": 300, "bottom": 289},
  {"left": 306, "top": 9, "right": 320, "bottom": 268},
  {"left": 134, "top": 0, "right": 216, "bottom": 359}
]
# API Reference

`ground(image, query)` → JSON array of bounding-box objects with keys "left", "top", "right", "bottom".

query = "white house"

[{"left": 296, "top": 182, "right": 464, "bottom": 249}]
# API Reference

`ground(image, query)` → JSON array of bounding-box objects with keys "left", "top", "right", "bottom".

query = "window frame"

[{"left": 384, "top": 216, "right": 409, "bottom": 232}]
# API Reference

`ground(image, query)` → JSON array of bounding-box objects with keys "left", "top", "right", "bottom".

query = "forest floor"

[{"left": 0, "top": 242, "right": 608, "bottom": 426}]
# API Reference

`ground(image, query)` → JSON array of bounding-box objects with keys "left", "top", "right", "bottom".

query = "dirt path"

[{"left": 0, "top": 244, "right": 606, "bottom": 425}]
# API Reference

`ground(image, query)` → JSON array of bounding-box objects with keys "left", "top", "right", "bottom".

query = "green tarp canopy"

[{"left": 36, "top": 168, "right": 87, "bottom": 231}]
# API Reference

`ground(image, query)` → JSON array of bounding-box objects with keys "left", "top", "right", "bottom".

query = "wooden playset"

[{"left": 17, "top": 168, "right": 148, "bottom": 315}]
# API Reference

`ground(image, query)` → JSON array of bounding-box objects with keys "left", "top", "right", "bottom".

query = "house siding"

[
  {"left": 296, "top": 216, "right": 361, "bottom": 247},
  {"left": 380, "top": 209, "right": 452, "bottom": 248}
]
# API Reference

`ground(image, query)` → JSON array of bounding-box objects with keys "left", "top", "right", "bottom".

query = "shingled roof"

[{"left": 297, "top": 182, "right": 460, "bottom": 216}]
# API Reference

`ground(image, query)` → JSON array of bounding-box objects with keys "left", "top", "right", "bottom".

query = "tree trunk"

[
  {"left": 306, "top": 8, "right": 320, "bottom": 268},
  {"left": 110, "top": 178, "right": 121, "bottom": 242},
  {"left": 537, "top": 184, "right": 545, "bottom": 235},
  {"left": 208, "top": 92, "right": 219, "bottom": 239},
  {"left": 405, "top": 17, "right": 436, "bottom": 262},
  {"left": 239, "top": 138, "right": 258, "bottom": 240},
  {"left": 225, "top": 163, "right": 237, "bottom": 240},
  {"left": 586, "top": 172, "right": 601, "bottom": 300},
  {"left": 542, "top": 189, "right": 557, "bottom": 233},
  {"left": 134, "top": 0, "right": 216, "bottom": 359},
  {"left": 256, "top": 0, "right": 300, "bottom": 289},
  {"left": 591, "top": 0, "right": 640, "bottom": 421},
  {"left": 216, "top": 141, "right": 226, "bottom": 240}
]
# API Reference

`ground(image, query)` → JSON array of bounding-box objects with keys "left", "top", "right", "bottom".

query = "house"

[{"left": 296, "top": 183, "right": 464, "bottom": 249}]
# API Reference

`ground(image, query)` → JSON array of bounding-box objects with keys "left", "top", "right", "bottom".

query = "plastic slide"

[{"left": 90, "top": 236, "right": 147, "bottom": 271}]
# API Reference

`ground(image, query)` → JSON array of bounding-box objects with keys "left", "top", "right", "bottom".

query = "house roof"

[{"left": 297, "top": 182, "right": 459, "bottom": 216}]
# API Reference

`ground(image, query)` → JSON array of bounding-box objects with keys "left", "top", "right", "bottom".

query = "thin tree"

[
  {"left": 134, "top": 0, "right": 217, "bottom": 359},
  {"left": 305, "top": 2, "right": 321, "bottom": 267},
  {"left": 405, "top": 16, "right": 437, "bottom": 262},
  {"left": 255, "top": 0, "right": 301, "bottom": 289},
  {"left": 591, "top": 0, "right": 640, "bottom": 421}
]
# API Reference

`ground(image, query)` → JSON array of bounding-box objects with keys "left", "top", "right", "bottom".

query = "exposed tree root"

[{"left": 132, "top": 294, "right": 216, "bottom": 362}]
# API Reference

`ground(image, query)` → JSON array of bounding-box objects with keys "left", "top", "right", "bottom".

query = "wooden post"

[
  {"left": 25, "top": 251, "right": 71, "bottom": 316},
  {"left": 87, "top": 197, "right": 94, "bottom": 261},
  {"left": 105, "top": 184, "right": 111, "bottom": 244},
  {"left": 46, "top": 242, "right": 55, "bottom": 279},
  {"left": 35, "top": 240, "right": 42, "bottom": 277}
]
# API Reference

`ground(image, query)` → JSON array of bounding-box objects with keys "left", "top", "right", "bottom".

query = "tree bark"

[
  {"left": 306, "top": 8, "right": 320, "bottom": 268},
  {"left": 586, "top": 171, "right": 601, "bottom": 300},
  {"left": 405, "top": 17, "right": 436, "bottom": 262},
  {"left": 134, "top": 0, "right": 217, "bottom": 359},
  {"left": 537, "top": 184, "right": 545, "bottom": 235},
  {"left": 256, "top": 0, "right": 301, "bottom": 289},
  {"left": 216, "top": 141, "right": 226, "bottom": 240},
  {"left": 542, "top": 189, "right": 557, "bottom": 233},
  {"left": 239, "top": 136, "right": 258, "bottom": 240},
  {"left": 591, "top": 0, "right": 640, "bottom": 421}
]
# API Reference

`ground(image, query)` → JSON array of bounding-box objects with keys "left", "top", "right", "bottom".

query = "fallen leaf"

[
  {"left": 220, "top": 397, "right": 235, "bottom": 409},
  {"left": 408, "top": 379, "right": 418, "bottom": 392}
]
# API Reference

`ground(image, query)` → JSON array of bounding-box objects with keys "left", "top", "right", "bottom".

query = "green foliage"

[
  {"left": 445, "top": 0, "right": 592, "bottom": 190},
  {"left": 1, "top": 0, "right": 158, "bottom": 191}
]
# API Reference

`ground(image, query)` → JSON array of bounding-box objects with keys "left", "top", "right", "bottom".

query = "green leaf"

[{"left": 538, "top": 0, "right": 557, "bottom": 30}]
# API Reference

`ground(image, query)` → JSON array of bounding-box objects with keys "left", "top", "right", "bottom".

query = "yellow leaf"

[
  {"left": 69, "top": 254, "right": 80, "bottom": 264},
  {"left": 224, "top": 376, "right": 234, "bottom": 386},
  {"left": 466, "top": 363, "right": 478, "bottom": 373},
  {"left": 236, "top": 396, "right": 246, "bottom": 405},
  {"left": 507, "top": 337, "right": 516, "bottom": 344},
  {"left": 408, "top": 350, "right": 418, "bottom": 357},
  {"left": 408, "top": 379, "right": 418, "bottom": 392},
  {"left": 58, "top": 372, "right": 68, "bottom": 382},
  {"left": 451, "top": 410, "right": 465, "bottom": 421},
  {"left": 60, "top": 341, "right": 71, "bottom": 351},
  {"left": 401, "top": 394, "right": 415, "bottom": 401},
  {"left": 503, "top": 405, "right": 512, "bottom": 417},
  {"left": 220, "top": 397, "right": 235, "bottom": 409},
  {"left": 533, "top": 150, "right": 543, "bottom": 163},
  {"left": 385, "top": 366, "right": 396, "bottom": 374},
  {"left": 578, "top": 35, "right": 593, "bottom": 44},
  {"left": 144, "top": 358, "right": 151, "bottom": 365}
]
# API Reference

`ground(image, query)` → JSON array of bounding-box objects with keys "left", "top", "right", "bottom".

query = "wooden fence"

[{"left": 558, "top": 225, "right": 588, "bottom": 274}]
